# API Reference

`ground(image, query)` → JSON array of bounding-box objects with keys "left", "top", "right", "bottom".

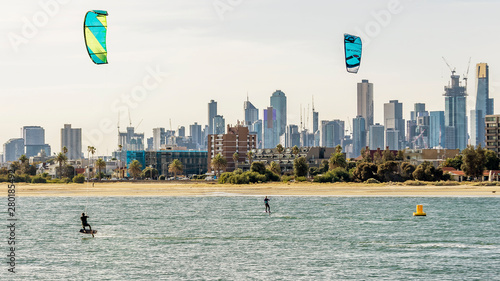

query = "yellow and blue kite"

[{"left": 84, "top": 10, "right": 108, "bottom": 64}]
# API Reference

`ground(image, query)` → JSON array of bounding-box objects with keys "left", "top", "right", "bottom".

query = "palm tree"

[
  {"left": 117, "top": 144, "right": 123, "bottom": 179},
  {"left": 169, "top": 159, "right": 184, "bottom": 180},
  {"left": 211, "top": 153, "right": 227, "bottom": 178},
  {"left": 18, "top": 155, "right": 29, "bottom": 174},
  {"left": 128, "top": 160, "right": 142, "bottom": 180},
  {"left": 63, "top": 146, "right": 68, "bottom": 155},
  {"left": 232, "top": 152, "right": 239, "bottom": 171},
  {"left": 292, "top": 145, "right": 300, "bottom": 158},
  {"left": 95, "top": 158, "right": 106, "bottom": 180},
  {"left": 55, "top": 152, "right": 67, "bottom": 179},
  {"left": 87, "top": 146, "right": 96, "bottom": 178},
  {"left": 247, "top": 151, "right": 254, "bottom": 167},
  {"left": 329, "top": 152, "right": 347, "bottom": 170}
]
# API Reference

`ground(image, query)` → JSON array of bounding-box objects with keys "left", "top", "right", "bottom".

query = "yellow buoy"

[{"left": 413, "top": 204, "right": 426, "bottom": 216}]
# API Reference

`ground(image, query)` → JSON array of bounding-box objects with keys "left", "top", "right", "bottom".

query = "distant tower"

[
  {"left": 61, "top": 124, "right": 82, "bottom": 160},
  {"left": 384, "top": 100, "right": 405, "bottom": 150},
  {"left": 357, "top": 80, "right": 374, "bottom": 131},
  {"left": 471, "top": 63, "right": 492, "bottom": 147},
  {"left": 208, "top": 100, "right": 217, "bottom": 135},
  {"left": 352, "top": 116, "right": 366, "bottom": 158},
  {"left": 244, "top": 95, "right": 259, "bottom": 127},
  {"left": 263, "top": 106, "right": 278, "bottom": 148},
  {"left": 270, "top": 90, "right": 287, "bottom": 140},
  {"left": 444, "top": 72, "right": 467, "bottom": 150}
]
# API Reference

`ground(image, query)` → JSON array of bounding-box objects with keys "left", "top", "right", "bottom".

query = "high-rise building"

[
  {"left": 321, "top": 120, "right": 344, "bottom": 148},
  {"left": 357, "top": 80, "right": 374, "bottom": 131},
  {"left": 430, "top": 111, "right": 445, "bottom": 148},
  {"left": 208, "top": 100, "right": 217, "bottom": 135},
  {"left": 411, "top": 103, "right": 426, "bottom": 121},
  {"left": 270, "top": 90, "right": 287, "bottom": 139},
  {"left": 251, "top": 120, "right": 263, "bottom": 149},
  {"left": 212, "top": 115, "right": 225, "bottom": 134},
  {"left": 22, "top": 126, "right": 50, "bottom": 157},
  {"left": 189, "top": 122, "right": 202, "bottom": 147},
  {"left": 386, "top": 129, "right": 399, "bottom": 150},
  {"left": 352, "top": 116, "right": 366, "bottom": 158},
  {"left": 61, "top": 124, "right": 82, "bottom": 160},
  {"left": 208, "top": 125, "right": 257, "bottom": 173},
  {"left": 3, "top": 138, "right": 24, "bottom": 162},
  {"left": 485, "top": 115, "right": 500, "bottom": 157},
  {"left": 471, "top": 63, "right": 493, "bottom": 147},
  {"left": 444, "top": 72, "right": 467, "bottom": 150},
  {"left": 244, "top": 97, "right": 259, "bottom": 127},
  {"left": 118, "top": 127, "right": 145, "bottom": 151},
  {"left": 178, "top": 126, "right": 185, "bottom": 137},
  {"left": 152, "top": 128, "right": 166, "bottom": 151},
  {"left": 369, "top": 123, "right": 384, "bottom": 150},
  {"left": 263, "top": 107, "right": 278, "bottom": 148},
  {"left": 286, "top": 125, "right": 300, "bottom": 148},
  {"left": 384, "top": 100, "right": 405, "bottom": 150}
]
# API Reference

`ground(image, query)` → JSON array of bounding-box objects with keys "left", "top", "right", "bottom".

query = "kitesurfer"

[{"left": 264, "top": 196, "right": 271, "bottom": 213}]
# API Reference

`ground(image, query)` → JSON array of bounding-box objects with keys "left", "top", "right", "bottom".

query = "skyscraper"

[
  {"left": 270, "top": 90, "right": 287, "bottom": 139},
  {"left": 3, "top": 138, "right": 24, "bottom": 162},
  {"left": 444, "top": 73, "right": 467, "bottom": 150},
  {"left": 384, "top": 100, "right": 405, "bottom": 150},
  {"left": 212, "top": 115, "right": 225, "bottom": 134},
  {"left": 61, "top": 124, "right": 82, "bottom": 160},
  {"left": 152, "top": 128, "right": 166, "bottom": 151},
  {"left": 369, "top": 123, "right": 384, "bottom": 150},
  {"left": 430, "top": 111, "right": 445, "bottom": 148},
  {"left": 208, "top": 100, "right": 217, "bottom": 135},
  {"left": 471, "top": 63, "right": 493, "bottom": 147},
  {"left": 263, "top": 107, "right": 278, "bottom": 148},
  {"left": 352, "top": 116, "right": 366, "bottom": 158},
  {"left": 321, "top": 120, "right": 344, "bottom": 148},
  {"left": 357, "top": 80, "right": 374, "bottom": 131},
  {"left": 244, "top": 97, "right": 259, "bottom": 127},
  {"left": 22, "top": 126, "right": 50, "bottom": 157},
  {"left": 189, "top": 122, "right": 202, "bottom": 147}
]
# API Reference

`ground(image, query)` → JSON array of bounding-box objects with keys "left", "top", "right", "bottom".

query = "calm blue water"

[{"left": 3, "top": 196, "right": 499, "bottom": 280}]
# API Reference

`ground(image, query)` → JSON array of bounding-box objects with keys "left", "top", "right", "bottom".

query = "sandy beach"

[{"left": 3, "top": 181, "right": 499, "bottom": 197}]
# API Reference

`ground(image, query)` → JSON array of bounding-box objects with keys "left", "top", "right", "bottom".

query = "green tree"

[
  {"left": 128, "top": 160, "right": 143, "bottom": 180},
  {"left": 250, "top": 162, "right": 266, "bottom": 175},
  {"left": 247, "top": 151, "right": 254, "bottom": 167},
  {"left": 353, "top": 162, "right": 378, "bottom": 182},
  {"left": 18, "top": 154, "right": 29, "bottom": 174},
  {"left": 169, "top": 159, "right": 184, "bottom": 179},
  {"left": 413, "top": 161, "right": 444, "bottom": 181},
  {"left": 268, "top": 161, "right": 281, "bottom": 178},
  {"left": 276, "top": 143, "right": 284, "bottom": 156},
  {"left": 211, "top": 153, "right": 227, "bottom": 178},
  {"left": 329, "top": 150, "right": 347, "bottom": 170},
  {"left": 55, "top": 152, "right": 67, "bottom": 179},
  {"left": 292, "top": 145, "right": 300, "bottom": 158},
  {"left": 396, "top": 150, "right": 405, "bottom": 161},
  {"left": 142, "top": 167, "right": 159, "bottom": 179},
  {"left": 95, "top": 158, "right": 106, "bottom": 180},
  {"left": 484, "top": 150, "right": 500, "bottom": 170},
  {"left": 377, "top": 161, "right": 401, "bottom": 182},
  {"left": 400, "top": 162, "right": 416, "bottom": 181},
  {"left": 461, "top": 145, "right": 486, "bottom": 180},
  {"left": 293, "top": 156, "right": 309, "bottom": 177},
  {"left": 319, "top": 159, "right": 329, "bottom": 173},
  {"left": 87, "top": 146, "right": 96, "bottom": 178},
  {"left": 233, "top": 152, "right": 239, "bottom": 170},
  {"left": 382, "top": 148, "right": 395, "bottom": 162},
  {"left": 441, "top": 154, "right": 463, "bottom": 170},
  {"left": 360, "top": 147, "right": 373, "bottom": 163},
  {"left": 63, "top": 146, "right": 68, "bottom": 155}
]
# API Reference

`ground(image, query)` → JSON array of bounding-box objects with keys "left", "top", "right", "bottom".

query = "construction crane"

[
  {"left": 442, "top": 56, "right": 456, "bottom": 75},
  {"left": 463, "top": 57, "right": 471, "bottom": 89}
]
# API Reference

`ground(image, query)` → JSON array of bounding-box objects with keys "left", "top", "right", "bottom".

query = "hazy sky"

[{"left": 2, "top": 0, "right": 500, "bottom": 155}]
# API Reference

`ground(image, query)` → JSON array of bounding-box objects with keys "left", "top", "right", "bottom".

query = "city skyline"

[{"left": 2, "top": 1, "right": 500, "bottom": 153}]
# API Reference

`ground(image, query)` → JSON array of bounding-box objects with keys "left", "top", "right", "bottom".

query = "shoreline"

[{"left": 2, "top": 182, "right": 499, "bottom": 197}]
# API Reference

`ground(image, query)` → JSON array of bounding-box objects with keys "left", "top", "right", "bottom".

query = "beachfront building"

[
  {"left": 248, "top": 146, "right": 336, "bottom": 173},
  {"left": 485, "top": 115, "right": 500, "bottom": 157},
  {"left": 126, "top": 149, "right": 208, "bottom": 177},
  {"left": 207, "top": 125, "right": 257, "bottom": 173},
  {"left": 61, "top": 124, "right": 82, "bottom": 160}
]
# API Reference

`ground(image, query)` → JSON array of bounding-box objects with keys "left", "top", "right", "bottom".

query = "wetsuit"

[
  {"left": 264, "top": 198, "right": 270, "bottom": 213},
  {"left": 81, "top": 215, "right": 92, "bottom": 231}
]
